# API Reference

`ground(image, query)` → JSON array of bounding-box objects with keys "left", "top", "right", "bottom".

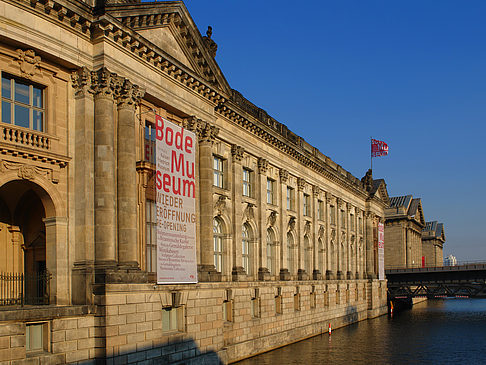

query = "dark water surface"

[{"left": 236, "top": 299, "right": 486, "bottom": 365}]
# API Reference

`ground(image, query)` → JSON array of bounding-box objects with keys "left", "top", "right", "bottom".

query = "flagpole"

[{"left": 370, "top": 136, "right": 373, "bottom": 172}]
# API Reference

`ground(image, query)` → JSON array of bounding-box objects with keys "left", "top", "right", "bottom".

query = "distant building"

[
  {"left": 422, "top": 221, "right": 446, "bottom": 266},
  {"left": 444, "top": 255, "right": 457, "bottom": 266},
  {"left": 384, "top": 195, "right": 425, "bottom": 268}
]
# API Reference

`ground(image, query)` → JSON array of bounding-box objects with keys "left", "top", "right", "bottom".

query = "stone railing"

[{"left": 1, "top": 124, "right": 52, "bottom": 150}]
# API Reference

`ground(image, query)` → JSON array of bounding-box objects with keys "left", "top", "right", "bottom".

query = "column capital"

[
  {"left": 116, "top": 78, "right": 145, "bottom": 109},
  {"left": 183, "top": 116, "right": 219, "bottom": 143},
  {"left": 231, "top": 144, "right": 245, "bottom": 162},
  {"left": 326, "top": 193, "right": 334, "bottom": 204},
  {"left": 279, "top": 168, "right": 289, "bottom": 183},
  {"left": 90, "top": 67, "right": 118, "bottom": 98},
  {"left": 312, "top": 185, "right": 320, "bottom": 197},
  {"left": 297, "top": 177, "right": 306, "bottom": 191},
  {"left": 71, "top": 67, "right": 93, "bottom": 97},
  {"left": 258, "top": 157, "right": 268, "bottom": 174}
]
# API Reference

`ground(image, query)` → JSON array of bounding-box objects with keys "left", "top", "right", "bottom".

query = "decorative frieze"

[{"left": 0, "top": 159, "right": 58, "bottom": 183}]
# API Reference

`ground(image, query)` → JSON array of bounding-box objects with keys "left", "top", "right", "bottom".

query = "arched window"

[
  {"left": 287, "top": 232, "right": 294, "bottom": 275},
  {"left": 266, "top": 229, "right": 275, "bottom": 275},
  {"left": 242, "top": 224, "right": 251, "bottom": 275},
  {"left": 213, "top": 218, "right": 224, "bottom": 273},
  {"left": 318, "top": 238, "right": 324, "bottom": 274},
  {"left": 304, "top": 235, "right": 311, "bottom": 274}
]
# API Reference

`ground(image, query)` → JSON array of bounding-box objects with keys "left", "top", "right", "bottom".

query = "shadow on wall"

[
  {"left": 345, "top": 305, "right": 358, "bottom": 324},
  {"left": 78, "top": 337, "right": 223, "bottom": 365}
]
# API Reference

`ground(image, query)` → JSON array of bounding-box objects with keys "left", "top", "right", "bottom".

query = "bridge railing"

[{"left": 386, "top": 261, "right": 486, "bottom": 273}]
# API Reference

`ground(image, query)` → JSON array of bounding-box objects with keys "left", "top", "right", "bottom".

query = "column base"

[
  {"left": 232, "top": 266, "right": 247, "bottom": 282},
  {"left": 198, "top": 264, "right": 222, "bottom": 282},
  {"left": 367, "top": 272, "right": 377, "bottom": 280},
  {"left": 94, "top": 264, "right": 147, "bottom": 284},
  {"left": 297, "top": 269, "right": 309, "bottom": 281},
  {"left": 326, "top": 270, "right": 335, "bottom": 280},
  {"left": 336, "top": 271, "right": 345, "bottom": 280},
  {"left": 313, "top": 270, "right": 322, "bottom": 280},
  {"left": 258, "top": 267, "right": 271, "bottom": 281},
  {"left": 356, "top": 271, "right": 361, "bottom": 279},
  {"left": 72, "top": 261, "right": 94, "bottom": 305},
  {"left": 347, "top": 271, "right": 354, "bottom": 280},
  {"left": 279, "top": 268, "right": 291, "bottom": 281}
]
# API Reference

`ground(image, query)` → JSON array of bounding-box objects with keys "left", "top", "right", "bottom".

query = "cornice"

[{"left": 0, "top": 144, "right": 70, "bottom": 168}]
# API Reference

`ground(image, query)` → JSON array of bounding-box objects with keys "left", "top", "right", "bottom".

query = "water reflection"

[{"left": 235, "top": 299, "right": 486, "bottom": 365}]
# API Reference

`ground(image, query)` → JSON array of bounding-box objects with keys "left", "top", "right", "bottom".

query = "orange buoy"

[{"left": 328, "top": 323, "right": 332, "bottom": 335}]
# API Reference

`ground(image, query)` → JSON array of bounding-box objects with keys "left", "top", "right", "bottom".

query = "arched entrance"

[{"left": 0, "top": 180, "right": 56, "bottom": 305}]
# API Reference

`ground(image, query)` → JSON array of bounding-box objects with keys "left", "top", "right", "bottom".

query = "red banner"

[{"left": 371, "top": 139, "right": 388, "bottom": 157}]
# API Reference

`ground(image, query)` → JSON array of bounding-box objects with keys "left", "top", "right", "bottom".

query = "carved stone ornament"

[
  {"left": 288, "top": 216, "right": 296, "bottom": 232},
  {"left": 71, "top": 67, "right": 92, "bottom": 97},
  {"left": 313, "top": 185, "right": 320, "bottom": 197},
  {"left": 326, "top": 194, "right": 334, "bottom": 204},
  {"left": 231, "top": 144, "right": 244, "bottom": 162},
  {"left": 297, "top": 177, "right": 306, "bottom": 191},
  {"left": 318, "top": 225, "right": 325, "bottom": 238},
  {"left": 267, "top": 211, "right": 278, "bottom": 227},
  {"left": 279, "top": 168, "right": 289, "bottom": 183},
  {"left": 0, "top": 160, "right": 57, "bottom": 183},
  {"left": 304, "top": 221, "right": 311, "bottom": 235},
  {"left": 243, "top": 203, "right": 255, "bottom": 222},
  {"left": 330, "top": 229, "right": 336, "bottom": 242},
  {"left": 351, "top": 234, "right": 356, "bottom": 244},
  {"left": 361, "top": 168, "right": 373, "bottom": 192},
  {"left": 202, "top": 26, "right": 218, "bottom": 58},
  {"left": 346, "top": 203, "right": 352, "bottom": 212},
  {"left": 214, "top": 195, "right": 227, "bottom": 216},
  {"left": 258, "top": 158, "right": 268, "bottom": 174},
  {"left": 90, "top": 67, "right": 118, "bottom": 97},
  {"left": 196, "top": 120, "right": 219, "bottom": 144},
  {"left": 16, "top": 49, "right": 41, "bottom": 79},
  {"left": 116, "top": 78, "right": 145, "bottom": 109},
  {"left": 341, "top": 231, "right": 347, "bottom": 243}
]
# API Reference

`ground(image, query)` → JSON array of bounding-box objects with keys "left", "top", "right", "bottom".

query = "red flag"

[{"left": 371, "top": 139, "right": 388, "bottom": 157}]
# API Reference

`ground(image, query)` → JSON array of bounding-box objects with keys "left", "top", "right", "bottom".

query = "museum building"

[{"left": 0, "top": 0, "right": 388, "bottom": 363}]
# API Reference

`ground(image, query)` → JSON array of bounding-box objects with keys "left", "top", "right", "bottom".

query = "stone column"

[
  {"left": 312, "top": 185, "right": 321, "bottom": 280},
  {"left": 116, "top": 78, "right": 144, "bottom": 269},
  {"left": 257, "top": 157, "right": 270, "bottom": 280},
  {"left": 279, "top": 169, "right": 290, "bottom": 280},
  {"left": 365, "top": 211, "right": 376, "bottom": 278},
  {"left": 326, "top": 194, "right": 335, "bottom": 280},
  {"left": 336, "top": 198, "right": 344, "bottom": 280},
  {"left": 71, "top": 67, "right": 95, "bottom": 304},
  {"left": 297, "top": 177, "right": 308, "bottom": 280},
  {"left": 92, "top": 68, "right": 117, "bottom": 268},
  {"left": 231, "top": 144, "right": 245, "bottom": 281},
  {"left": 346, "top": 203, "right": 353, "bottom": 279},
  {"left": 187, "top": 118, "right": 220, "bottom": 281}
]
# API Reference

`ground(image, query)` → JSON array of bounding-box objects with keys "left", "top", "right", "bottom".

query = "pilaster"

[
  {"left": 257, "top": 158, "right": 270, "bottom": 280},
  {"left": 279, "top": 169, "right": 290, "bottom": 280},
  {"left": 231, "top": 144, "right": 246, "bottom": 281}
]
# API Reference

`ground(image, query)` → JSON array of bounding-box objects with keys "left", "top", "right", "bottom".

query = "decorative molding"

[
  {"left": 267, "top": 211, "right": 278, "bottom": 227},
  {"left": 279, "top": 169, "right": 289, "bottom": 183},
  {"left": 312, "top": 185, "right": 320, "bottom": 197},
  {"left": 71, "top": 67, "right": 92, "bottom": 97},
  {"left": 116, "top": 78, "right": 145, "bottom": 109},
  {"left": 90, "top": 67, "right": 118, "bottom": 98},
  {"left": 0, "top": 160, "right": 58, "bottom": 183},
  {"left": 304, "top": 221, "right": 311, "bottom": 236},
  {"left": 288, "top": 216, "right": 296, "bottom": 232},
  {"left": 16, "top": 49, "right": 41, "bottom": 79},
  {"left": 318, "top": 225, "right": 325, "bottom": 238},
  {"left": 214, "top": 195, "right": 226, "bottom": 216},
  {"left": 243, "top": 203, "right": 255, "bottom": 223},
  {"left": 183, "top": 116, "right": 219, "bottom": 144},
  {"left": 231, "top": 144, "right": 244, "bottom": 162},
  {"left": 257, "top": 158, "right": 268, "bottom": 174}
]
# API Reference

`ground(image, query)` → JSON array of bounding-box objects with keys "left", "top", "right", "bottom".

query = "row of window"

[{"left": 214, "top": 156, "right": 364, "bottom": 230}]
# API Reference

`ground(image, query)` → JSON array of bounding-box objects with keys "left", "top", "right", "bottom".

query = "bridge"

[{"left": 386, "top": 263, "right": 486, "bottom": 300}]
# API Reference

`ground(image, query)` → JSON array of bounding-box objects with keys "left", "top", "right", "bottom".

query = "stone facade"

[
  {"left": 0, "top": 0, "right": 388, "bottom": 363},
  {"left": 422, "top": 221, "right": 445, "bottom": 267}
]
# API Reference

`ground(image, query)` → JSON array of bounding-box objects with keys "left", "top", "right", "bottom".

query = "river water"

[{"left": 236, "top": 299, "right": 486, "bottom": 365}]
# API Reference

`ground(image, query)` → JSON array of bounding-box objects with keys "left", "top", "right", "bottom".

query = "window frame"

[
  {"left": 1, "top": 73, "right": 45, "bottom": 132},
  {"left": 303, "top": 193, "right": 311, "bottom": 217},
  {"left": 242, "top": 223, "right": 251, "bottom": 275},
  {"left": 287, "top": 186, "right": 295, "bottom": 211},
  {"left": 145, "top": 200, "right": 157, "bottom": 274},
  {"left": 213, "top": 218, "right": 224, "bottom": 273},
  {"left": 242, "top": 168, "right": 252, "bottom": 197},
  {"left": 213, "top": 155, "right": 225, "bottom": 188},
  {"left": 266, "top": 178, "right": 275, "bottom": 205}
]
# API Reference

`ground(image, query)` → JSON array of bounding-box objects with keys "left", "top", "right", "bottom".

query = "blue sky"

[{"left": 181, "top": 0, "right": 486, "bottom": 261}]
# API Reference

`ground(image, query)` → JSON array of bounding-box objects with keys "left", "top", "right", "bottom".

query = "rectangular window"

[
  {"left": 144, "top": 122, "right": 156, "bottom": 163},
  {"left": 330, "top": 205, "right": 336, "bottom": 225},
  {"left": 145, "top": 200, "right": 157, "bottom": 274},
  {"left": 341, "top": 210, "right": 346, "bottom": 227},
  {"left": 267, "top": 178, "right": 275, "bottom": 205},
  {"left": 359, "top": 217, "right": 363, "bottom": 234},
  {"left": 287, "top": 187, "right": 294, "bottom": 210},
  {"left": 26, "top": 322, "right": 49, "bottom": 353},
  {"left": 242, "top": 168, "right": 252, "bottom": 197},
  {"left": 213, "top": 156, "right": 224, "bottom": 188},
  {"left": 317, "top": 200, "right": 324, "bottom": 220},
  {"left": 1, "top": 74, "right": 45, "bottom": 131},
  {"left": 162, "top": 306, "right": 184, "bottom": 332},
  {"left": 303, "top": 194, "right": 311, "bottom": 217},
  {"left": 350, "top": 214, "right": 355, "bottom": 231},
  {"left": 251, "top": 289, "right": 260, "bottom": 318},
  {"left": 223, "top": 289, "right": 233, "bottom": 322}
]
